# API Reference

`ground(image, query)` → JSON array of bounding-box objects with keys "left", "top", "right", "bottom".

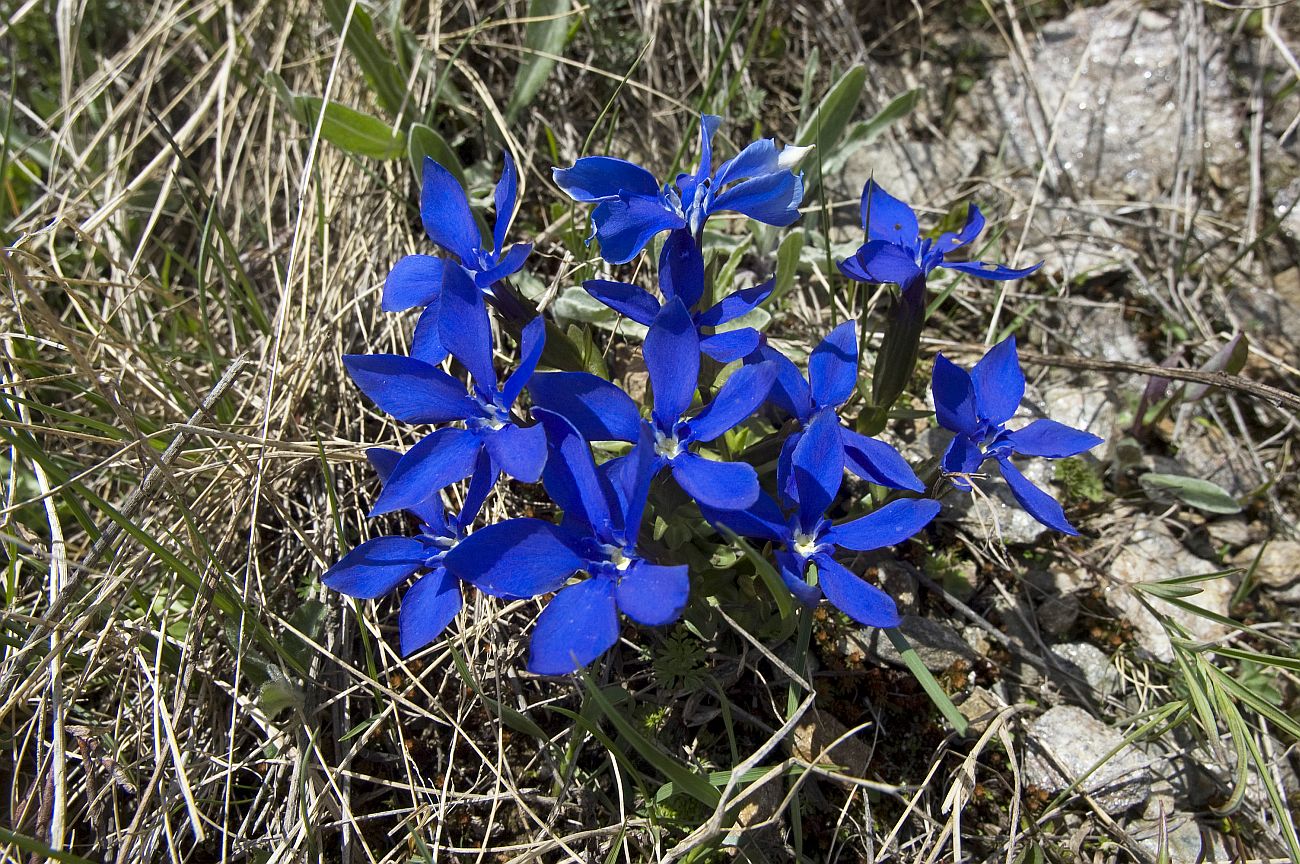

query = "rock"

[
  {"left": 791, "top": 709, "right": 872, "bottom": 772},
  {"left": 1130, "top": 794, "right": 1228, "bottom": 863},
  {"left": 1037, "top": 594, "right": 1080, "bottom": 638},
  {"left": 1055, "top": 303, "right": 1148, "bottom": 365},
  {"left": 1039, "top": 381, "right": 1117, "bottom": 443},
  {"left": 980, "top": 2, "right": 1238, "bottom": 200},
  {"left": 725, "top": 781, "right": 791, "bottom": 860},
  {"left": 1231, "top": 541, "right": 1300, "bottom": 589},
  {"left": 852, "top": 615, "right": 975, "bottom": 672},
  {"left": 1205, "top": 516, "right": 1262, "bottom": 551},
  {"left": 1173, "top": 422, "right": 1267, "bottom": 498},
  {"left": 876, "top": 560, "right": 920, "bottom": 615},
  {"left": 957, "top": 686, "right": 1003, "bottom": 736},
  {"left": 1024, "top": 706, "right": 1152, "bottom": 815},
  {"left": 949, "top": 455, "right": 1056, "bottom": 545},
  {"left": 1049, "top": 642, "right": 1117, "bottom": 699},
  {"left": 1107, "top": 520, "right": 1237, "bottom": 662}
]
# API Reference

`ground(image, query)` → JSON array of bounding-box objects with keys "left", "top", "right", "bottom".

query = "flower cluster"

[{"left": 324, "top": 115, "right": 1103, "bottom": 675}]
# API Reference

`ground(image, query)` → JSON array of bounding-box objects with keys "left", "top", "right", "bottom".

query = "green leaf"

[
  {"left": 507, "top": 0, "right": 577, "bottom": 118},
  {"left": 322, "top": 0, "right": 409, "bottom": 117},
  {"left": 551, "top": 286, "right": 649, "bottom": 339},
  {"left": 292, "top": 97, "right": 405, "bottom": 159},
  {"left": 796, "top": 64, "right": 867, "bottom": 191},
  {"left": 773, "top": 228, "right": 805, "bottom": 301},
  {"left": 1184, "top": 333, "right": 1248, "bottom": 402},
  {"left": 1139, "top": 472, "right": 1242, "bottom": 514},
  {"left": 885, "top": 628, "right": 968, "bottom": 735},
  {"left": 820, "top": 88, "right": 923, "bottom": 176},
  {"left": 0, "top": 827, "right": 98, "bottom": 864},
  {"left": 582, "top": 676, "right": 721, "bottom": 807},
  {"left": 407, "top": 123, "right": 465, "bottom": 185}
]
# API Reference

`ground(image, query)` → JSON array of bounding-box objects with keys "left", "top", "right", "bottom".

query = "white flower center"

[{"left": 792, "top": 532, "right": 819, "bottom": 558}]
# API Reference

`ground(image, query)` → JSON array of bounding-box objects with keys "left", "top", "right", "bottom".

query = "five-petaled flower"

[
  {"left": 344, "top": 265, "right": 548, "bottom": 516},
  {"left": 583, "top": 230, "right": 774, "bottom": 362},
  {"left": 748, "top": 320, "right": 925, "bottom": 495},
  {"left": 529, "top": 297, "right": 776, "bottom": 510},
  {"left": 443, "top": 414, "right": 688, "bottom": 675},
  {"left": 553, "top": 114, "right": 808, "bottom": 263},
  {"left": 932, "top": 336, "right": 1104, "bottom": 535},
  {"left": 701, "top": 411, "right": 940, "bottom": 627},
  {"left": 323, "top": 448, "right": 494, "bottom": 655},
  {"left": 838, "top": 179, "right": 1041, "bottom": 299},
  {"left": 383, "top": 154, "right": 533, "bottom": 364}
]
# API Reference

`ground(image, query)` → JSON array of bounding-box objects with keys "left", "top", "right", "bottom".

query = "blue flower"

[
  {"left": 932, "top": 336, "right": 1104, "bottom": 535},
  {"left": 583, "top": 229, "right": 774, "bottom": 362},
  {"left": 746, "top": 321, "right": 925, "bottom": 495},
  {"left": 838, "top": 179, "right": 1041, "bottom": 298},
  {"left": 701, "top": 411, "right": 940, "bottom": 626},
  {"left": 553, "top": 115, "right": 808, "bottom": 263},
  {"left": 323, "top": 448, "right": 495, "bottom": 655},
  {"left": 528, "top": 297, "right": 776, "bottom": 510},
  {"left": 383, "top": 154, "right": 533, "bottom": 363},
  {"left": 344, "top": 265, "right": 548, "bottom": 516},
  {"left": 443, "top": 414, "right": 688, "bottom": 675}
]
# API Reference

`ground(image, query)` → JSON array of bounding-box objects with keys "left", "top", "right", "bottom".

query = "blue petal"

[
  {"left": 691, "top": 114, "right": 723, "bottom": 182},
  {"left": 343, "top": 354, "right": 473, "bottom": 424},
  {"left": 671, "top": 452, "right": 759, "bottom": 510},
  {"left": 583, "top": 279, "right": 661, "bottom": 326},
  {"left": 528, "top": 578, "right": 620, "bottom": 675},
  {"left": 997, "top": 457, "right": 1078, "bottom": 535},
  {"left": 1005, "top": 419, "right": 1103, "bottom": 458},
  {"left": 659, "top": 229, "right": 706, "bottom": 309},
  {"left": 840, "top": 427, "right": 925, "bottom": 492},
  {"left": 860, "top": 179, "right": 919, "bottom": 247},
  {"left": 850, "top": 240, "right": 924, "bottom": 286},
  {"left": 791, "top": 408, "right": 845, "bottom": 530},
  {"left": 836, "top": 253, "right": 874, "bottom": 283},
  {"left": 942, "top": 434, "right": 985, "bottom": 485},
  {"left": 485, "top": 422, "right": 548, "bottom": 483},
  {"left": 474, "top": 242, "right": 532, "bottom": 288},
  {"left": 420, "top": 157, "right": 480, "bottom": 263},
  {"left": 323, "top": 536, "right": 426, "bottom": 599},
  {"left": 368, "top": 447, "right": 451, "bottom": 531},
  {"left": 445, "top": 517, "right": 584, "bottom": 598},
  {"left": 686, "top": 362, "right": 776, "bottom": 443},
  {"left": 492, "top": 151, "right": 518, "bottom": 255},
  {"left": 934, "top": 203, "right": 984, "bottom": 253},
  {"left": 552, "top": 157, "right": 660, "bottom": 202},
  {"left": 383, "top": 254, "right": 444, "bottom": 312},
  {"left": 605, "top": 423, "right": 658, "bottom": 541},
  {"left": 969, "top": 336, "right": 1024, "bottom": 426},
  {"left": 695, "top": 279, "right": 774, "bottom": 327},
  {"left": 591, "top": 195, "right": 685, "bottom": 264},
  {"left": 533, "top": 409, "right": 615, "bottom": 532},
  {"left": 775, "top": 549, "right": 822, "bottom": 606},
  {"left": 369, "top": 428, "right": 483, "bottom": 516},
  {"left": 713, "top": 138, "right": 780, "bottom": 187},
  {"left": 823, "top": 498, "right": 940, "bottom": 551},
  {"left": 813, "top": 553, "right": 901, "bottom": 629},
  {"left": 410, "top": 303, "right": 450, "bottom": 366},
  {"left": 698, "top": 490, "right": 788, "bottom": 545},
  {"left": 700, "top": 329, "right": 762, "bottom": 362},
  {"left": 931, "top": 354, "right": 980, "bottom": 436},
  {"left": 399, "top": 567, "right": 462, "bottom": 655},
  {"left": 439, "top": 266, "right": 498, "bottom": 391},
  {"left": 940, "top": 259, "right": 1042, "bottom": 281},
  {"left": 749, "top": 344, "right": 813, "bottom": 422},
  {"left": 645, "top": 298, "right": 700, "bottom": 428},
  {"left": 616, "top": 561, "right": 689, "bottom": 626},
  {"left": 710, "top": 171, "right": 803, "bottom": 227},
  {"left": 501, "top": 315, "right": 547, "bottom": 409},
  {"left": 456, "top": 449, "right": 498, "bottom": 528},
  {"left": 528, "top": 372, "right": 641, "bottom": 442},
  {"left": 808, "top": 321, "right": 858, "bottom": 409}
]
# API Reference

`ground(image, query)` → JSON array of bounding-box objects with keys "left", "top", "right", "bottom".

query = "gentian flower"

[
  {"left": 583, "top": 230, "right": 773, "bottom": 361},
  {"left": 932, "top": 336, "right": 1104, "bottom": 535},
  {"left": 838, "top": 179, "right": 1041, "bottom": 299},
  {"left": 344, "top": 265, "right": 548, "bottom": 516},
  {"left": 443, "top": 414, "right": 688, "bottom": 675},
  {"left": 701, "top": 411, "right": 940, "bottom": 626},
  {"left": 747, "top": 321, "right": 925, "bottom": 495},
  {"left": 382, "top": 154, "right": 532, "bottom": 363},
  {"left": 553, "top": 114, "right": 808, "bottom": 263},
  {"left": 323, "top": 448, "right": 494, "bottom": 655},
  {"left": 528, "top": 297, "right": 776, "bottom": 510}
]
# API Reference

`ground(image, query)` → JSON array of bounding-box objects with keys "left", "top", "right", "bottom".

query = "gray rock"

[
  {"left": 1205, "top": 516, "right": 1262, "bottom": 552},
  {"left": 1024, "top": 706, "right": 1152, "bottom": 815},
  {"left": 958, "top": 686, "right": 1004, "bottom": 736},
  {"left": 877, "top": 560, "right": 920, "bottom": 615},
  {"left": 851, "top": 615, "right": 975, "bottom": 672},
  {"left": 981, "top": 3, "right": 1238, "bottom": 200},
  {"left": 1173, "top": 422, "right": 1267, "bottom": 498},
  {"left": 1055, "top": 303, "right": 1149, "bottom": 365},
  {"left": 1131, "top": 795, "right": 1228, "bottom": 864},
  {"left": 1231, "top": 541, "right": 1300, "bottom": 590},
  {"left": 1049, "top": 642, "right": 1117, "bottom": 699},
  {"left": 1107, "top": 520, "right": 1237, "bottom": 662},
  {"left": 1039, "top": 381, "right": 1117, "bottom": 444},
  {"left": 949, "top": 456, "right": 1056, "bottom": 545},
  {"left": 1037, "top": 593, "right": 1080, "bottom": 638}
]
